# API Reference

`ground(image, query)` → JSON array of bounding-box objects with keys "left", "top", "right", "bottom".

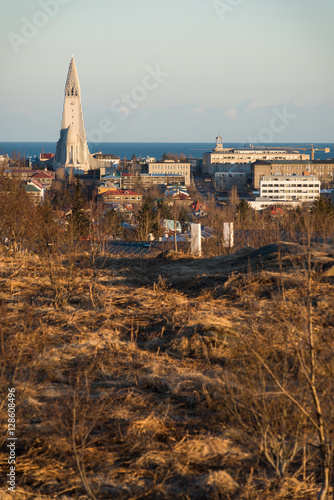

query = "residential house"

[
  {"left": 31, "top": 171, "right": 54, "bottom": 189},
  {"left": 25, "top": 180, "right": 45, "bottom": 204}
]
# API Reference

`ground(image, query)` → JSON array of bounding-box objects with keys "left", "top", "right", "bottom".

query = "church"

[{"left": 54, "top": 57, "right": 97, "bottom": 174}]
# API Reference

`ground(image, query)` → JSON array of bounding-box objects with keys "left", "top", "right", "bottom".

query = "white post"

[
  {"left": 223, "top": 222, "right": 234, "bottom": 248},
  {"left": 191, "top": 223, "right": 202, "bottom": 257}
]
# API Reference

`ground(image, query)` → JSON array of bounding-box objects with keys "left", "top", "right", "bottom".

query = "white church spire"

[
  {"left": 65, "top": 57, "right": 80, "bottom": 98},
  {"left": 55, "top": 57, "right": 91, "bottom": 173}
]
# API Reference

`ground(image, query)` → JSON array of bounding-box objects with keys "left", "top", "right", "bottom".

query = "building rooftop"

[
  {"left": 254, "top": 159, "right": 334, "bottom": 165},
  {"left": 100, "top": 189, "right": 142, "bottom": 197},
  {"left": 92, "top": 153, "right": 120, "bottom": 160}
]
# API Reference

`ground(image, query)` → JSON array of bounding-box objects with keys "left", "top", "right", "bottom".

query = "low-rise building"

[
  {"left": 98, "top": 189, "right": 143, "bottom": 209},
  {"left": 31, "top": 171, "right": 55, "bottom": 189},
  {"left": 92, "top": 153, "right": 121, "bottom": 176},
  {"left": 203, "top": 136, "right": 309, "bottom": 175},
  {"left": 121, "top": 173, "right": 186, "bottom": 190},
  {"left": 214, "top": 164, "right": 251, "bottom": 191},
  {"left": 0, "top": 154, "right": 9, "bottom": 165},
  {"left": 98, "top": 174, "right": 122, "bottom": 193},
  {"left": 148, "top": 160, "right": 191, "bottom": 186},
  {"left": 259, "top": 174, "right": 320, "bottom": 202},
  {"left": 252, "top": 159, "right": 334, "bottom": 189},
  {"left": 25, "top": 180, "right": 45, "bottom": 204},
  {"left": 40, "top": 153, "right": 55, "bottom": 162}
]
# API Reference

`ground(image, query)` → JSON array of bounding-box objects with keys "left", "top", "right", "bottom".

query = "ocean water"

[{"left": 0, "top": 142, "right": 333, "bottom": 162}]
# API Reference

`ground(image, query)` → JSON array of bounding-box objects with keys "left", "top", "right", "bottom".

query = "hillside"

[{"left": 1, "top": 242, "right": 334, "bottom": 499}]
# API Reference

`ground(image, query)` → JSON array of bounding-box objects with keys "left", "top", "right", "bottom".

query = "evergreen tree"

[
  {"left": 136, "top": 198, "right": 158, "bottom": 240},
  {"left": 311, "top": 196, "right": 334, "bottom": 215},
  {"left": 237, "top": 198, "right": 253, "bottom": 225},
  {"left": 71, "top": 177, "right": 89, "bottom": 239}
]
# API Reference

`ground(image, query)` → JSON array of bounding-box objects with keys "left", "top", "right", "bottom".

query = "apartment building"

[
  {"left": 253, "top": 159, "right": 334, "bottom": 189},
  {"left": 260, "top": 174, "right": 320, "bottom": 202},
  {"left": 148, "top": 160, "right": 191, "bottom": 186}
]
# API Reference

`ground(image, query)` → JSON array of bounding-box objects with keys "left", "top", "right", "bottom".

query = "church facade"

[{"left": 55, "top": 57, "right": 97, "bottom": 174}]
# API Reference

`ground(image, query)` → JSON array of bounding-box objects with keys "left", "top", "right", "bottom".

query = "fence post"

[
  {"left": 223, "top": 222, "right": 234, "bottom": 248},
  {"left": 191, "top": 223, "right": 202, "bottom": 257}
]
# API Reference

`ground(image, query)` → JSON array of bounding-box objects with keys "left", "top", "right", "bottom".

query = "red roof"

[
  {"left": 191, "top": 201, "right": 207, "bottom": 211},
  {"left": 32, "top": 172, "right": 53, "bottom": 179},
  {"left": 40, "top": 153, "right": 55, "bottom": 160},
  {"left": 270, "top": 206, "right": 283, "bottom": 216},
  {"left": 174, "top": 193, "right": 191, "bottom": 201},
  {"left": 29, "top": 180, "right": 44, "bottom": 190}
]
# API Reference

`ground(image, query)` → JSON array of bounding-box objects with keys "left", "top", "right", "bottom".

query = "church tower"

[
  {"left": 215, "top": 135, "right": 223, "bottom": 151},
  {"left": 55, "top": 57, "right": 91, "bottom": 173}
]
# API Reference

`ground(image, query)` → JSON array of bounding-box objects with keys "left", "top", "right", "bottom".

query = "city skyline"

[{"left": 1, "top": 0, "right": 333, "bottom": 142}]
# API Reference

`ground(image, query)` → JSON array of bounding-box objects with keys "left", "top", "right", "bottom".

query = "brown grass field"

[{"left": 1, "top": 241, "right": 334, "bottom": 499}]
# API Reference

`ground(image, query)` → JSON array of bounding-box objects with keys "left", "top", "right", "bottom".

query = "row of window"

[
  {"left": 262, "top": 194, "right": 316, "bottom": 199},
  {"left": 262, "top": 183, "right": 318, "bottom": 188},
  {"left": 262, "top": 190, "right": 319, "bottom": 194},
  {"left": 105, "top": 196, "right": 141, "bottom": 201}
]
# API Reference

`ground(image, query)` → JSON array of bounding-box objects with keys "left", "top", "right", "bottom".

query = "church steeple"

[
  {"left": 65, "top": 57, "right": 80, "bottom": 98},
  {"left": 55, "top": 56, "right": 91, "bottom": 173}
]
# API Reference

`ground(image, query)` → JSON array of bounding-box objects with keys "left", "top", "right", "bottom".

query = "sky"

[{"left": 0, "top": 0, "right": 334, "bottom": 142}]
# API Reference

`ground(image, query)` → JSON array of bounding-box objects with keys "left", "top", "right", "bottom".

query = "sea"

[{"left": 0, "top": 142, "right": 333, "bottom": 162}]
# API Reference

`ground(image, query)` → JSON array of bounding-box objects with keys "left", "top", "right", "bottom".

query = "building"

[
  {"left": 40, "top": 153, "right": 55, "bottom": 162},
  {"left": 55, "top": 57, "right": 97, "bottom": 174},
  {"left": 259, "top": 174, "right": 320, "bottom": 202},
  {"left": 148, "top": 160, "right": 191, "bottom": 186},
  {"left": 31, "top": 171, "right": 55, "bottom": 189},
  {"left": 98, "top": 174, "right": 122, "bottom": 194},
  {"left": 0, "top": 155, "right": 9, "bottom": 165},
  {"left": 120, "top": 173, "right": 186, "bottom": 190},
  {"left": 214, "top": 164, "right": 251, "bottom": 191},
  {"left": 252, "top": 159, "right": 334, "bottom": 189},
  {"left": 203, "top": 136, "right": 310, "bottom": 175},
  {"left": 25, "top": 180, "right": 45, "bottom": 204},
  {"left": 98, "top": 189, "right": 143, "bottom": 209},
  {"left": 92, "top": 153, "right": 120, "bottom": 176},
  {"left": 3, "top": 168, "right": 55, "bottom": 183}
]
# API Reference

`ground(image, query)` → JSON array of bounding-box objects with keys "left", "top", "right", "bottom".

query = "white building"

[
  {"left": 260, "top": 174, "right": 320, "bottom": 202},
  {"left": 148, "top": 160, "right": 191, "bottom": 186},
  {"left": 203, "top": 136, "right": 310, "bottom": 174},
  {"left": 55, "top": 57, "right": 95, "bottom": 174}
]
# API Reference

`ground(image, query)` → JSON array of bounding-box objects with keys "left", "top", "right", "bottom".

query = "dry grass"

[{"left": 0, "top": 242, "right": 333, "bottom": 499}]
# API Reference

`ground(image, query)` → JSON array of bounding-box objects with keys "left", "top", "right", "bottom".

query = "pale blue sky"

[{"left": 1, "top": 0, "right": 333, "bottom": 142}]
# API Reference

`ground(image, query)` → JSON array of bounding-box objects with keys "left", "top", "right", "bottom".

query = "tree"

[
  {"left": 136, "top": 198, "right": 158, "bottom": 240},
  {"left": 157, "top": 199, "right": 172, "bottom": 220},
  {"left": 178, "top": 206, "right": 190, "bottom": 232},
  {"left": 311, "top": 196, "right": 334, "bottom": 216},
  {"left": 102, "top": 209, "right": 123, "bottom": 240},
  {"left": 228, "top": 185, "right": 240, "bottom": 208},
  {"left": 123, "top": 156, "right": 127, "bottom": 171},
  {"left": 70, "top": 177, "right": 89, "bottom": 239},
  {"left": 237, "top": 198, "right": 253, "bottom": 225},
  {"left": 161, "top": 153, "right": 168, "bottom": 162}
]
